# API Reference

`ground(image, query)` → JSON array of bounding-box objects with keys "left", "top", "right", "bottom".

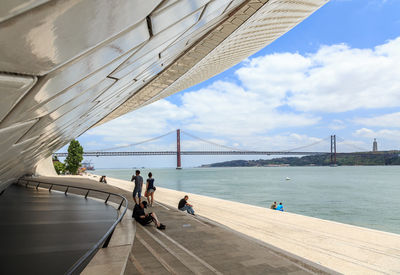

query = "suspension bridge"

[{"left": 53, "top": 129, "right": 381, "bottom": 169}]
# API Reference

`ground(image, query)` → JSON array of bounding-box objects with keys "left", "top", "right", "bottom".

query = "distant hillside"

[{"left": 201, "top": 151, "right": 400, "bottom": 167}]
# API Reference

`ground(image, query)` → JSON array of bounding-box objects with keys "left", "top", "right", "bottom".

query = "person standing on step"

[
  {"left": 131, "top": 170, "right": 143, "bottom": 204},
  {"left": 145, "top": 172, "right": 156, "bottom": 207}
]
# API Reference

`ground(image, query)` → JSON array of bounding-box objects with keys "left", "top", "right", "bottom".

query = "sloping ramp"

[{"left": 0, "top": 184, "right": 118, "bottom": 274}]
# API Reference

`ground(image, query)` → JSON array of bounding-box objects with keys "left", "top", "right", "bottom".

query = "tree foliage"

[
  {"left": 53, "top": 161, "right": 66, "bottom": 175},
  {"left": 65, "top": 139, "right": 83, "bottom": 175}
]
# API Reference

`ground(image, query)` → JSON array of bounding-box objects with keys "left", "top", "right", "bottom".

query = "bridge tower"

[
  {"left": 176, "top": 129, "right": 182, "bottom": 169},
  {"left": 330, "top": 135, "right": 336, "bottom": 166}
]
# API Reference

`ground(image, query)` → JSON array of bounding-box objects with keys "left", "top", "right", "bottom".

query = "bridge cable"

[
  {"left": 336, "top": 136, "right": 369, "bottom": 152},
  {"left": 181, "top": 130, "right": 245, "bottom": 152},
  {"left": 283, "top": 136, "right": 331, "bottom": 152},
  {"left": 88, "top": 130, "right": 176, "bottom": 152}
]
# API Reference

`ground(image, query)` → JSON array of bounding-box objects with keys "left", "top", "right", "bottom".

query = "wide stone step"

[
  {"left": 130, "top": 228, "right": 172, "bottom": 275},
  {"left": 82, "top": 209, "right": 135, "bottom": 275}
]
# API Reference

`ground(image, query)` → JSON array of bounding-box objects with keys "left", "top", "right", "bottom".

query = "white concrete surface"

[
  {"left": 97, "top": 174, "right": 400, "bottom": 275},
  {"left": 0, "top": 0, "right": 328, "bottom": 191},
  {"left": 34, "top": 156, "right": 57, "bottom": 176}
]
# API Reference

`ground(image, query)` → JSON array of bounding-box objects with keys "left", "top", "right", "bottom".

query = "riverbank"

[
  {"left": 86, "top": 172, "right": 400, "bottom": 274},
  {"left": 202, "top": 151, "right": 400, "bottom": 167}
]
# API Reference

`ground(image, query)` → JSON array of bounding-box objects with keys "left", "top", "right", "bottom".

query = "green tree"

[
  {"left": 53, "top": 161, "right": 66, "bottom": 175},
  {"left": 65, "top": 139, "right": 83, "bottom": 175}
]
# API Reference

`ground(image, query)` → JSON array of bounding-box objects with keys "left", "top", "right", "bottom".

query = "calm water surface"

[{"left": 95, "top": 166, "right": 400, "bottom": 234}]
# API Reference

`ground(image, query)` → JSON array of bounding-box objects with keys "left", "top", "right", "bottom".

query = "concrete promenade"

[
  {"left": 98, "top": 174, "right": 400, "bottom": 275},
  {"left": 38, "top": 175, "right": 332, "bottom": 274}
]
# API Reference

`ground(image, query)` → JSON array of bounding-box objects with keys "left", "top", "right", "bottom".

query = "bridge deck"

[
  {"left": 55, "top": 151, "right": 328, "bottom": 157},
  {"left": 0, "top": 184, "right": 118, "bottom": 274}
]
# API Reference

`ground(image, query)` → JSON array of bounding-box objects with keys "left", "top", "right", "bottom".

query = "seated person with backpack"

[{"left": 133, "top": 201, "right": 166, "bottom": 230}]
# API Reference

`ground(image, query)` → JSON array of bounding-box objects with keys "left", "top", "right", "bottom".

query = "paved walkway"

[
  {"left": 98, "top": 174, "right": 400, "bottom": 275},
  {"left": 152, "top": 187, "right": 400, "bottom": 275},
  {"left": 125, "top": 202, "right": 326, "bottom": 274},
  {"left": 38, "top": 175, "right": 332, "bottom": 274}
]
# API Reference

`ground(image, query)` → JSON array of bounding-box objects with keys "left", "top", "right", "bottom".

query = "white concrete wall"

[
  {"left": 34, "top": 156, "right": 57, "bottom": 177},
  {"left": 0, "top": 0, "right": 328, "bottom": 190}
]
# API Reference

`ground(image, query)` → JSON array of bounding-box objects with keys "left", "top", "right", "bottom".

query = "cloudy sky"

[{"left": 72, "top": 0, "right": 400, "bottom": 168}]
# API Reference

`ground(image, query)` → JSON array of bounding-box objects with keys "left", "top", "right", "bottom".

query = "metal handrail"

[{"left": 17, "top": 178, "right": 128, "bottom": 275}]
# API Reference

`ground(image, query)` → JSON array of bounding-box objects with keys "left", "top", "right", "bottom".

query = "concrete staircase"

[{"left": 82, "top": 209, "right": 136, "bottom": 275}]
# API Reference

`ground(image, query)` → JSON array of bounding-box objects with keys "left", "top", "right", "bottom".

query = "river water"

[{"left": 95, "top": 166, "right": 400, "bottom": 234}]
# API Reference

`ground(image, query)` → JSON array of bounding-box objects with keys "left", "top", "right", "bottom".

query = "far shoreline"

[{"left": 92, "top": 164, "right": 400, "bottom": 170}]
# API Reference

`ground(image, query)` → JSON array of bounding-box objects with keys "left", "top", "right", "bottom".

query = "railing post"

[
  {"left": 85, "top": 190, "right": 90, "bottom": 199},
  {"left": 36, "top": 182, "right": 40, "bottom": 190},
  {"left": 102, "top": 229, "right": 115, "bottom": 248},
  {"left": 105, "top": 194, "right": 111, "bottom": 204},
  {"left": 49, "top": 184, "right": 53, "bottom": 192},
  {"left": 118, "top": 199, "right": 124, "bottom": 210},
  {"left": 65, "top": 186, "right": 69, "bottom": 195}
]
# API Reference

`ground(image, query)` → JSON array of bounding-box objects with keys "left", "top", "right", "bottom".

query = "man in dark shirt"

[
  {"left": 178, "top": 195, "right": 195, "bottom": 215},
  {"left": 133, "top": 201, "right": 165, "bottom": 230}
]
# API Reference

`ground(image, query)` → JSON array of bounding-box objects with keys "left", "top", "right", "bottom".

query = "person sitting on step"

[
  {"left": 178, "top": 195, "right": 195, "bottom": 215},
  {"left": 133, "top": 201, "right": 166, "bottom": 230},
  {"left": 275, "top": 202, "right": 284, "bottom": 211},
  {"left": 99, "top": 175, "right": 107, "bottom": 184}
]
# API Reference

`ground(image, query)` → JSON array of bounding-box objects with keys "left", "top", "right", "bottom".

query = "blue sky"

[{"left": 71, "top": 0, "right": 400, "bottom": 168}]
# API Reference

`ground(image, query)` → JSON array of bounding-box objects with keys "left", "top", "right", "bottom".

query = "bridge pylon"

[
  {"left": 176, "top": 129, "right": 182, "bottom": 169},
  {"left": 330, "top": 135, "right": 337, "bottom": 166}
]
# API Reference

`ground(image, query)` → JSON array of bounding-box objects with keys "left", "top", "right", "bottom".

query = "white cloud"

[
  {"left": 354, "top": 128, "right": 375, "bottom": 138},
  {"left": 354, "top": 128, "right": 400, "bottom": 141},
  {"left": 329, "top": 119, "right": 346, "bottom": 130},
  {"left": 353, "top": 112, "right": 400, "bottom": 128},
  {"left": 84, "top": 140, "right": 106, "bottom": 150},
  {"left": 86, "top": 100, "right": 191, "bottom": 143},
  {"left": 245, "top": 133, "right": 327, "bottom": 151},
  {"left": 84, "top": 37, "right": 400, "bottom": 153},
  {"left": 236, "top": 53, "right": 311, "bottom": 107},
  {"left": 236, "top": 37, "right": 400, "bottom": 112},
  {"left": 88, "top": 80, "right": 320, "bottom": 149},
  {"left": 180, "top": 81, "right": 319, "bottom": 138}
]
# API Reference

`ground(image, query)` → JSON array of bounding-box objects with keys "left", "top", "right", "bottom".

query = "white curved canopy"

[{"left": 0, "top": 0, "right": 328, "bottom": 190}]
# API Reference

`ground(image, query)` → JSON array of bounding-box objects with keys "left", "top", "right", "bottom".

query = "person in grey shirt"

[{"left": 131, "top": 170, "right": 143, "bottom": 204}]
